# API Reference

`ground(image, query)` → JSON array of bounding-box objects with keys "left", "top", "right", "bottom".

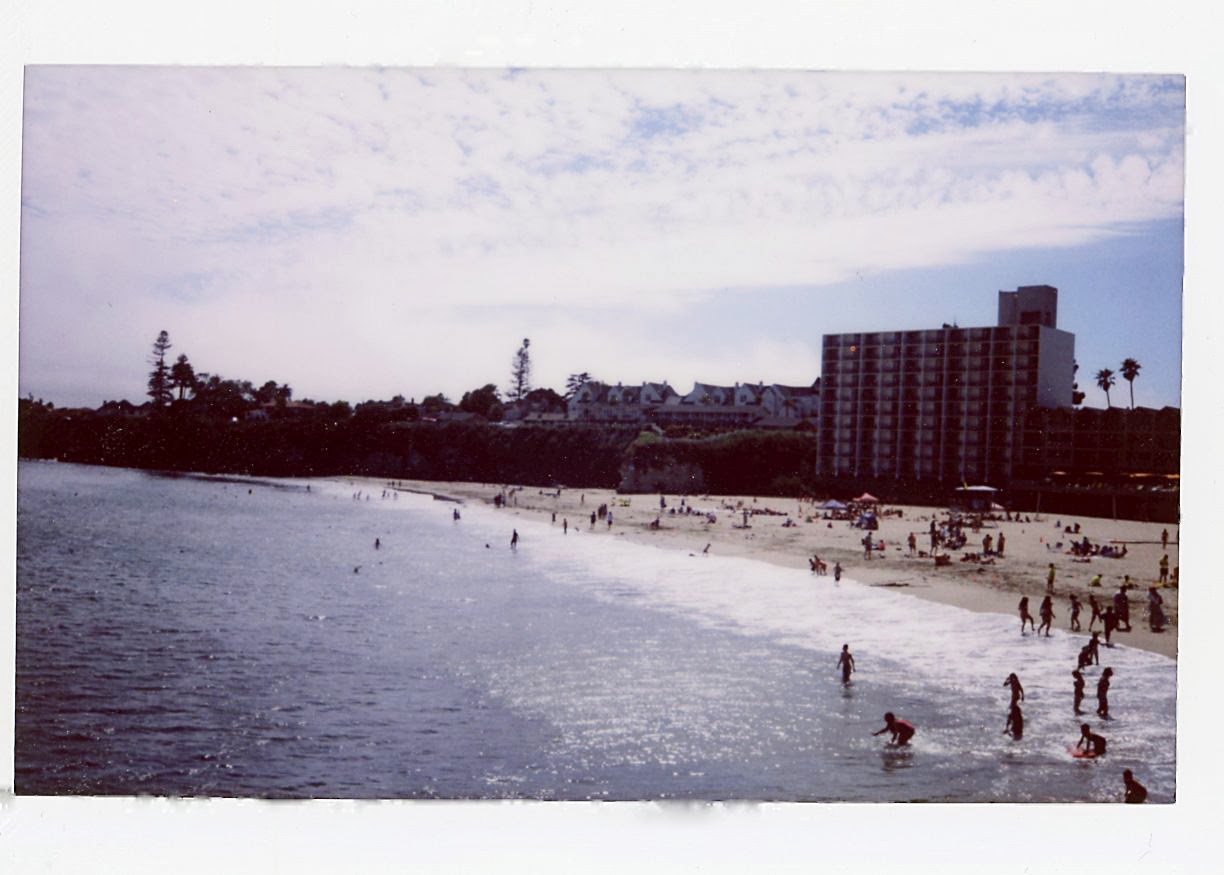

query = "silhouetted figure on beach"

[
  {"left": 873, "top": 712, "right": 915, "bottom": 745},
  {"left": 1114, "top": 587, "right": 1132, "bottom": 632},
  {"left": 374, "top": 538, "right": 380, "bottom": 549},
  {"left": 1019, "top": 596, "right": 1036, "bottom": 634},
  {"left": 1004, "top": 672, "right": 1025, "bottom": 707},
  {"left": 1159, "top": 554, "right": 1170, "bottom": 585},
  {"left": 1148, "top": 587, "right": 1166, "bottom": 632},
  {"left": 1004, "top": 702, "right": 1024, "bottom": 740},
  {"left": 997, "top": 532, "right": 1005, "bottom": 557},
  {"left": 1087, "top": 632, "right": 1101, "bottom": 665},
  {"left": 1077, "top": 646, "right": 1093, "bottom": 671},
  {"left": 838, "top": 644, "right": 855, "bottom": 684},
  {"left": 510, "top": 529, "right": 519, "bottom": 550},
  {"left": 1038, "top": 595, "right": 1056, "bottom": 637},
  {"left": 1077, "top": 723, "right": 1107, "bottom": 757},
  {"left": 1073, "top": 669, "right": 1086, "bottom": 714},
  {"left": 1088, "top": 594, "right": 1104, "bottom": 631},
  {"left": 1123, "top": 769, "right": 1148, "bottom": 803},
  {"left": 834, "top": 562, "right": 843, "bottom": 582},
  {"left": 1069, "top": 594, "right": 1082, "bottom": 631},
  {"left": 1161, "top": 529, "right": 1169, "bottom": 551},
  {"left": 454, "top": 508, "right": 461, "bottom": 521},
  {"left": 1046, "top": 563, "right": 1057, "bottom": 593},
  {"left": 1102, "top": 607, "right": 1118, "bottom": 645},
  {"left": 1096, "top": 667, "right": 1113, "bottom": 718}
]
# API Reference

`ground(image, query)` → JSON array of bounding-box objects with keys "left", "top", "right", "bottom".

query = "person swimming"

[{"left": 873, "top": 712, "right": 915, "bottom": 745}]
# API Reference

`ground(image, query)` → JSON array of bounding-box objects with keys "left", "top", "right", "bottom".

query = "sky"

[{"left": 18, "top": 68, "right": 1184, "bottom": 410}]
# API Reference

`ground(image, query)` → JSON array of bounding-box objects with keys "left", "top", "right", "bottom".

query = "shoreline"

[{"left": 365, "top": 477, "right": 1178, "bottom": 660}]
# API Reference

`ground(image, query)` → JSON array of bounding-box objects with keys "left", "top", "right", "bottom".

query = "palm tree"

[
  {"left": 1095, "top": 368, "right": 1116, "bottom": 408},
  {"left": 1120, "top": 358, "right": 1142, "bottom": 409}
]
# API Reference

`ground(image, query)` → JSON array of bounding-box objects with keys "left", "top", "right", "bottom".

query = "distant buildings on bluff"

[{"left": 561, "top": 284, "right": 1179, "bottom": 486}]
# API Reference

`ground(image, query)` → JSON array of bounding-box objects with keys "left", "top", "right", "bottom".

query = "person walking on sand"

[
  {"left": 1018, "top": 596, "right": 1036, "bottom": 634},
  {"left": 1076, "top": 723, "right": 1107, "bottom": 757},
  {"left": 1004, "top": 672, "right": 1025, "bottom": 706},
  {"left": 1004, "top": 702, "right": 1024, "bottom": 740},
  {"left": 837, "top": 644, "right": 855, "bottom": 684},
  {"left": 1038, "top": 595, "right": 1056, "bottom": 637},
  {"left": 997, "top": 531, "right": 1005, "bottom": 557},
  {"left": 1069, "top": 594, "right": 1083, "bottom": 631},
  {"left": 1046, "top": 563, "right": 1057, "bottom": 594},
  {"left": 1161, "top": 529, "right": 1169, "bottom": 551},
  {"left": 873, "top": 712, "right": 915, "bottom": 745},
  {"left": 1114, "top": 586, "right": 1132, "bottom": 632},
  {"left": 1148, "top": 587, "right": 1166, "bottom": 632},
  {"left": 1073, "top": 669, "right": 1086, "bottom": 714},
  {"left": 907, "top": 532, "right": 917, "bottom": 556},
  {"left": 1096, "top": 667, "right": 1113, "bottom": 718},
  {"left": 1123, "top": 769, "right": 1148, "bottom": 803},
  {"left": 1088, "top": 594, "right": 1104, "bottom": 631},
  {"left": 863, "top": 533, "right": 873, "bottom": 560},
  {"left": 1159, "top": 554, "right": 1170, "bottom": 586}
]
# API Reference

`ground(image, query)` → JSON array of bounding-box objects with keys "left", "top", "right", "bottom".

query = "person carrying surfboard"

[
  {"left": 1076, "top": 723, "right": 1107, "bottom": 757},
  {"left": 873, "top": 712, "right": 915, "bottom": 745}
]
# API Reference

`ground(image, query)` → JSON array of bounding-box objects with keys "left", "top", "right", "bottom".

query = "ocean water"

[{"left": 15, "top": 461, "right": 1176, "bottom": 801}]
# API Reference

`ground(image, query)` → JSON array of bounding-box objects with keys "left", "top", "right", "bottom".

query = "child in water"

[
  {"left": 873, "top": 712, "right": 915, "bottom": 745},
  {"left": 1038, "top": 595, "right": 1056, "bottom": 637},
  {"left": 1072, "top": 669, "right": 1086, "bottom": 714},
  {"left": 1076, "top": 723, "right": 1107, "bottom": 757},
  {"left": 1096, "top": 667, "right": 1113, "bottom": 718},
  {"left": 1123, "top": 769, "right": 1148, "bottom": 803},
  {"left": 837, "top": 644, "right": 855, "bottom": 684},
  {"left": 1018, "top": 596, "right": 1036, "bottom": 634},
  {"left": 1004, "top": 702, "right": 1024, "bottom": 740},
  {"left": 1004, "top": 672, "right": 1025, "bottom": 706}
]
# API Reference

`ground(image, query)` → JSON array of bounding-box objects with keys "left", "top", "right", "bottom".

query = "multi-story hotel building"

[{"left": 818, "top": 285, "right": 1075, "bottom": 484}]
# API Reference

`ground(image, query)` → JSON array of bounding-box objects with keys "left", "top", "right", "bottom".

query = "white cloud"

[{"left": 19, "top": 68, "right": 1184, "bottom": 405}]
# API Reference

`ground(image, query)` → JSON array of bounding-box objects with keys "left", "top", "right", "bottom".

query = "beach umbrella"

[
  {"left": 819, "top": 499, "right": 848, "bottom": 510},
  {"left": 854, "top": 492, "right": 880, "bottom": 504}
]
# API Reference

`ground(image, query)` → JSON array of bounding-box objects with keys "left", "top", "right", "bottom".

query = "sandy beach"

[{"left": 379, "top": 479, "right": 1178, "bottom": 660}]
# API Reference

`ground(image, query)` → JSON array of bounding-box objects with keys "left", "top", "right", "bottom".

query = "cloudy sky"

[{"left": 19, "top": 68, "right": 1184, "bottom": 409}]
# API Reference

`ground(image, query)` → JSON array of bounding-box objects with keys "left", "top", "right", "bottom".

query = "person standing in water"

[
  {"left": 873, "top": 712, "right": 915, "bottom": 745},
  {"left": 1072, "top": 669, "right": 1086, "bottom": 714},
  {"left": 1069, "top": 593, "right": 1082, "bottom": 631},
  {"left": 833, "top": 562, "right": 843, "bottom": 582},
  {"left": 1096, "top": 667, "right": 1114, "bottom": 718},
  {"left": 1004, "top": 702, "right": 1024, "bottom": 740},
  {"left": 837, "top": 644, "right": 855, "bottom": 684},
  {"left": 1123, "top": 769, "right": 1148, "bottom": 803},
  {"left": 1038, "top": 595, "right": 1056, "bottom": 637},
  {"left": 1004, "top": 672, "right": 1025, "bottom": 706},
  {"left": 510, "top": 529, "right": 519, "bottom": 550},
  {"left": 1018, "top": 596, "right": 1036, "bottom": 634}
]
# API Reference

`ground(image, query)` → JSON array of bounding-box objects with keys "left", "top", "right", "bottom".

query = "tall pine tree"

[{"left": 147, "top": 330, "right": 174, "bottom": 408}]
